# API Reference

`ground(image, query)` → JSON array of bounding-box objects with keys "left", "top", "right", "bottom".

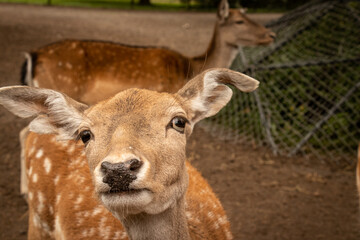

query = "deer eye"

[
  {"left": 170, "top": 117, "right": 187, "bottom": 133},
  {"left": 235, "top": 20, "right": 244, "bottom": 24},
  {"left": 78, "top": 130, "right": 93, "bottom": 144}
]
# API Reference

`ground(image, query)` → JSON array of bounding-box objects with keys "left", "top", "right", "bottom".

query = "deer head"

[
  {"left": 0, "top": 69, "right": 258, "bottom": 225},
  {"left": 217, "top": 0, "right": 275, "bottom": 47}
]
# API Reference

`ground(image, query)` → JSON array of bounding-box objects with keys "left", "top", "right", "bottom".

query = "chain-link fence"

[{"left": 204, "top": 0, "right": 360, "bottom": 167}]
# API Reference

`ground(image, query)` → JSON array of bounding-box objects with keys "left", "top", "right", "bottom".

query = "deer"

[
  {"left": 0, "top": 68, "right": 259, "bottom": 239},
  {"left": 22, "top": 0, "right": 274, "bottom": 105}
]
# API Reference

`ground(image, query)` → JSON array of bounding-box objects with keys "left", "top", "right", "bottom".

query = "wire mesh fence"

[{"left": 203, "top": 0, "right": 360, "bottom": 167}]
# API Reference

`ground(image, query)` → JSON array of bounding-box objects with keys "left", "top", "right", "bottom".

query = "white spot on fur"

[
  {"left": 207, "top": 211, "right": 215, "bottom": 219},
  {"left": 114, "top": 231, "right": 127, "bottom": 239},
  {"left": 76, "top": 215, "right": 84, "bottom": 226},
  {"left": 33, "top": 214, "right": 40, "bottom": 228},
  {"left": 42, "top": 221, "right": 52, "bottom": 236},
  {"left": 32, "top": 173, "right": 38, "bottom": 183},
  {"left": 36, "top": 149, "right": 44, "bottom": 159},
  {"left": 218, "top": 216, "right": 228, "bottom": 225},
  {"left": 226, "top": 230, "right": 233, "bottom": 239},
  {"left": 44, "top": 158, "right": 51, "bottom": 174},
  {"left": 82, "top": 229, "right": 88, "bottom": 237},
  {"left": 49, "top": 206, "right": 54, "bottom": 215},
  {"left": 33, "top": 80, "right": 39, "bottom": 88},
  {"left": 54, "top": 175, "right": 60, "bottom": 185},
  {"left": 74, "top": 196, "right": 83, "bottom": 208},
  {"left": 28, "top": 167, "right": 33, "bottom": 176},
  {"left": 37, "top": 192, "right": 45, "bottom": 213},
  {"left": 92, "top": 206, "right": 103, "bottom": 216},
  {"left": 88, "top": 228, "right": 96, "bottom": 237},
  {"left": 28, "top": 146, "right": 35, "bottom": 156},
  {"left": 56, "top": 194, "right": 61, "bottom": 205},
  {"left": 55, "top": 215, "right": 65, "bottom": 239},
  {"left": 29, "top": 191, "right": 33, "bottom": 201},
  {"left": 65, "top": 62, "right": 73, "bottom": 69},
  {"left": 82, "top": 228, "right": 96, "bottom": 238},
  {"left": 58, "top": 141, "right": 69, "bottom": 149}
]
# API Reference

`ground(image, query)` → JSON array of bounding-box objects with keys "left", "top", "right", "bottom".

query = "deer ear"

[
  {"left": 0, "top": 86, "right": 88, "bottom": 140},
  {"left": 217, "top": 0, "right": 229, "bottom": 22},
  {"left": 176, "top": 68, "right": 259, "bottom": 125}
]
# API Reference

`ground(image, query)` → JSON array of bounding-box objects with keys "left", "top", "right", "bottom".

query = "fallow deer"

[
  {"left": 22, "top": 0, "right": 273, "bottom": 105},
  {"left": 0, "top": 68, "right": 259, "bottom": 239}
]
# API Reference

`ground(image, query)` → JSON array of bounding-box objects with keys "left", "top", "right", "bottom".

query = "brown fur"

[{"left": 31, "top": 42, "right": 189, "bottom": 104}]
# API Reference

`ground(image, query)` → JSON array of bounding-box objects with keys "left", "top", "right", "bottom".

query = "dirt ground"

[{"left": 0, "top": 3, "right": 359, "bottom": 240}]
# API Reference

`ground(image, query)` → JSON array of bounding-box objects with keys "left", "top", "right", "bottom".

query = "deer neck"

[
  {"left": 191, "top": 22, "right": 239, "bottom": 74},
  {"left": 120, "top": 195, "right": 190, "bottom": 240}
]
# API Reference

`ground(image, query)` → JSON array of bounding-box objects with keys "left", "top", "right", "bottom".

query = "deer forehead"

[
  {"left": 229, "top": 9, "right": 264, "bottom": 28},
  {"left": 229, "top": 9, "right": 245, "bottom": 19},
  {"left": 84, "top": 89, "right": 185, "bottom": 130}
]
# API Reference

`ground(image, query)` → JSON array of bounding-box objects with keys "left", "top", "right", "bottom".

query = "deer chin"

[
  {"left": 234, "top": 37, "right": 274, "bottom": 47},
  {"left": 99, "top": 188, "right": 153, "bottom": 216},
  {"left": 256, "top": 38, "right": 275, "bottom": 45},
  {"left": 98, "top": 173, "right": 188, "bottom": 217}
]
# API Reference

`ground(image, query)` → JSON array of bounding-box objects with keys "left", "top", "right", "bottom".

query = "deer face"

[
  {"left": 217, "top": 0, "right": 275, "bottom": 47},
  {"left": 0, "top": 68, "right": 259, "bottom": 219},
  {"left": 80, "top": 89, "right": 190, "bottom": 216},
  {"left": 222, "top": 10, "right": 276, "bottom": 46}
]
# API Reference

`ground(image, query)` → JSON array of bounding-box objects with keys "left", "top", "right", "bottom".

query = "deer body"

[
  {"left": 26, "top": 41, "right": 190, "bottom": 104},
  {"left": 1, "top": 68, "right": 259, "bottom": 239},
  {"left": 23, "top": 1, "right": 273, "bottom": 105}
]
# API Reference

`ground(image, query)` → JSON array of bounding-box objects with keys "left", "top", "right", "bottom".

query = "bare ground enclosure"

[{"left": 0, "top": 3, "right": 359, "bottom": 239}]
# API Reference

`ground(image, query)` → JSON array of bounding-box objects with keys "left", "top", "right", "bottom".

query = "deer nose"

[{"left": 101, "top": 159, "right": 143, "bottom": 192}]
